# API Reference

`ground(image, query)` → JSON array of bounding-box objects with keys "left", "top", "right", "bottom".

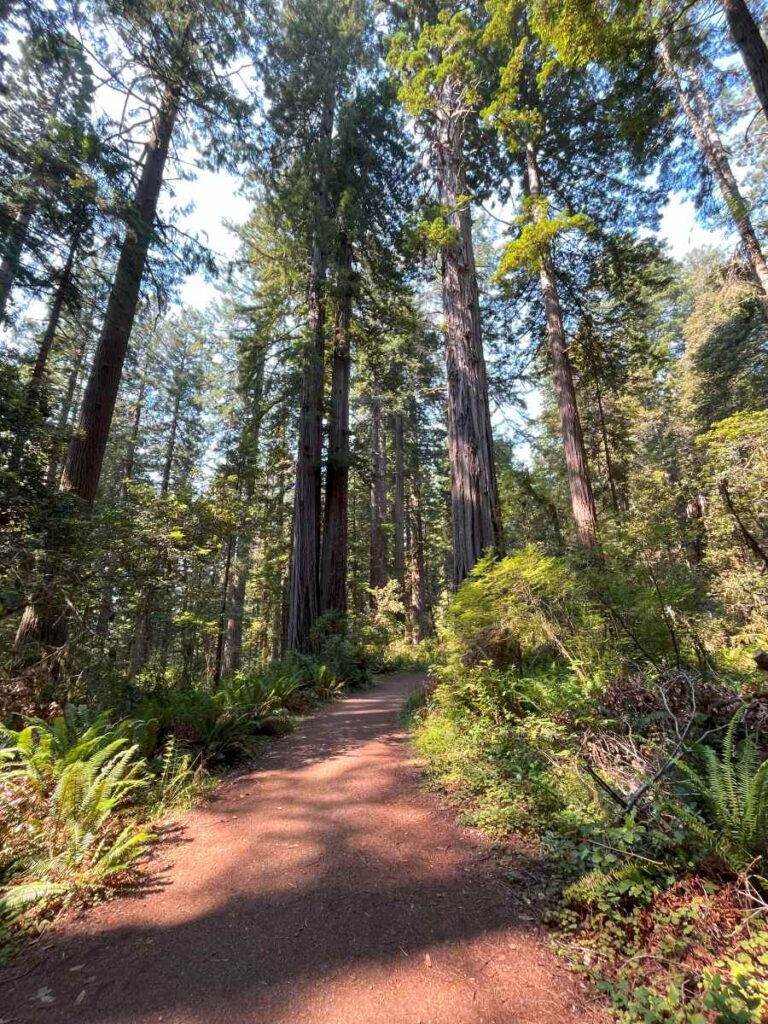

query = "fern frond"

[{"left": 0, "top": 881, "right": 69, "bottom": 916}]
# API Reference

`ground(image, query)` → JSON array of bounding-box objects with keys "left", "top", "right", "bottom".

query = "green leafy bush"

[{"left": 443, "top": 548, "right": 612, "bottom": 681}]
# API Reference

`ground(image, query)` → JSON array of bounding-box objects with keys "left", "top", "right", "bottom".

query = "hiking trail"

[{"left": 0, "top": 672, "right": 600, "bottom": 1024}]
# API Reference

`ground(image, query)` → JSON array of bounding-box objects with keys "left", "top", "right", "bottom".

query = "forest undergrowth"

[{"left": 410, "top": 526, "right": 768, "bottom": 1023}]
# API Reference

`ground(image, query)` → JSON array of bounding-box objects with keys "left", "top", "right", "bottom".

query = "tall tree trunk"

[
  {"left": 8, "top": 228, "right": 83, "bottom": 475},
  {"left": 594, "top": 377, "right": 620, "bottom": 514},
  {"left": 214, "top": 536, "right": 235, "bottom": 685},
  {"left": 719, "top": 0, "right": 768, "bottom": 125},
  {"left": 526, "top": 141, "right": 598, "bottom": 552},
  {"left": 222, "top": 530, "right": 250, "bottom": 676},
  {"left": 60, "top": 87, "right": 179, "bottom": 501},
  {"left": 222, "top": 336, "right": 268, "bottom": 675},
  {"left": 161, "top": 386, "right": 182, "bottom": 495},
  {"left": 122, "top": 353, "right": 150, "bottom": 498},
  {"left": 659, "top": 37, "right": 768, "bottom": 295},
  {"left": 435, "top": 79, "right": 502, "bottom": 586},
  {"left": 0, "top": 193, "right": 35, "bottom": 323},
  {"left": 320, "top": 230, "right": 353, "bottom": 617},
  {"left": 369, "top": 397, "right": 388, "bottom": 596},
  {"left": 28, "top": 226, "right": 81, "bottom": 403},
  {"left": 222, "top": 407, "right": 265, "bottom": 675},
  {"left": 286, "top": 89, "right": 334, "bottom": 652},
  {"left": 46, "top": 327, "right": 88, "bottom": 489},
  {"left": 392, "top": 412, "right": 406, "bottom": 593},
  {"left": 408, "top": 472, "right": 430, "bottom": 641}
]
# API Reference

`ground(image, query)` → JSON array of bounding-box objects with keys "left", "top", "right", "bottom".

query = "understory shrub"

[{"left": 412, "top": 549, "right": 768, "bottom": 1022}]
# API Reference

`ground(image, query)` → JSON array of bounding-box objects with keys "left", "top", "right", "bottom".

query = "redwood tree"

[{"left": 389, "top": 3, "right": 503, "bottom": 586}]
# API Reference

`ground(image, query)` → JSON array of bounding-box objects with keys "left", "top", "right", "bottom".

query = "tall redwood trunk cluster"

[
  {"left": 526, "top": 142, "right": 599, "bottom": 553},
  {"left": 369, "top": 397, "right": 389, "bottom": 595},
  {"left": 392, "top": 412, "right": 406, "bottom": 592},
  {"left": 320, "top": 230, "right": 353, "bottom": 616},
  {"left": 435, "top": 77, "right": 502, "bottom": 587},
  {"left": 286, "top": 90, "right": 335, "bottom": 652},
  {"left": 60, "top": 88, "right": 180, "bottom": 501}
]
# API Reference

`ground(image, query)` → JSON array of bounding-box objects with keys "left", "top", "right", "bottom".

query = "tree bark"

[
  {"left": 222, "top": 530, "right": 250, "bottom": 676},
  {"left": 28, "top": 226, "right": 81, "bottom": 403},
  {"left": 369, "top": 397, "right": 388, "bottom": 596},
  {"left": 13, "top": 575, "right": 68, "bottom": 664},
  {"left": 60, "top": 87, "right": 179, "bottom": 501},
  {"left": 526, "top": 141, "right": 599, "bottom": 552},
  {"left": 45, "top": 327, "right": 87, "bottom": 489},
  {"left": 214, "top": 535, "right": 235, "bottom": 685},
  {"left": 320, "top": 230, "right": 353, "bottom": 617},
  {"left": 435, "top": 78, "right": 502, "bottom": 586},
  {"left": 659, "top": 37, "right": 768, "bottom": 295},
  {"left": 720, "top": 0, "right": 768, "bottom": 126},
  {"left": 286, "top": 88, "right": 334, "bottom": 652},
  {"left": 392, "top": 411, "right": 406, "bottom": 592},
  {"left": 122, "top": 352, "right": 150, "bottom": 498},
  {"left": 408, "top": 472, "right": 430, "bottom": 641},
  {"left": 0, "top": 193, "right": 35, "bottom": 323}
]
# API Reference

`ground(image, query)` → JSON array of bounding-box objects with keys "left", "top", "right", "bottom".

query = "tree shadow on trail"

[{"left": 0, "top": 674, "right": 581, "bottom": 1024}]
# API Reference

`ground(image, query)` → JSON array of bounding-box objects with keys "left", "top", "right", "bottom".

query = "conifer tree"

[
  {"left": 60, "top": 0, "right": 256, "bottom": 503},
  {"left": 389, "top": 3, "right": 503, "bottom": 585},
  {"left": 261, "top": 0, "right": 370, "bottom": 649}
]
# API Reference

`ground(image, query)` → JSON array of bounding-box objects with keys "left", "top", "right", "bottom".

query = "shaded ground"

[{"left": 0, "top": 672, "right": 599, "bottom": 1024}]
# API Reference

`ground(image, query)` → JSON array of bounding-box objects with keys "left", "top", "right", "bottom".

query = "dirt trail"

[{"left": 0, "top": 672, "right": 598, "bottom": 1024}]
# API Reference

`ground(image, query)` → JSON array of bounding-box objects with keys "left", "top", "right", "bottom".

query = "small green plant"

[
  {"left": 676, "top": 710, "right": 768, "bottom": 870},
  {"left": 149, "top": 737, "right": 203, "bottom": 811}
]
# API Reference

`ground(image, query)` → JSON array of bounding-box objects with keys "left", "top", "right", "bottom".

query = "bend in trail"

[{"left": 1, "top": 672, "right": 599, "bottom": 1024}]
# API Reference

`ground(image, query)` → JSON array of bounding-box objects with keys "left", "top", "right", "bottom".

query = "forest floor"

[{"left": 0, "top": 672, "right": 602, "bottom": 1024}]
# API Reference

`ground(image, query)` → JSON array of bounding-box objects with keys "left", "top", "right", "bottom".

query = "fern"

[
  {"left": 152, "top": 737, "right": 197, "bottom": 808},
  {"left": 89, "top": 827, "right": 154, "bottom": 880},
  {"left": 563, "top": 864, "right": 648, "bottom": 909},
  {"left": 676, "top": 710, "right": 768, "bottom": 869},
  {"left": 0, "top": 881, "right": 69, "bottom": 916}
]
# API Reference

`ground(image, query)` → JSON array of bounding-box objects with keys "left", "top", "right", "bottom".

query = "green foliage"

[
  {"left": 388, "top": 9, "right": 482, "bottom": 119},
  {"left": 444, "top": 548, "right": 608, "bottom": 680},
  {"left": 675, "top": 712, "right": 768, "bottom": 871},
  {"left": 495, "top": 199, "right": 592, "bottom": 278},
  {"left": 411, "top": 524, "right": 768, "bottom": 1021},
  {"left": 0, "top": 712, "right": 153, "bottom": 950}
]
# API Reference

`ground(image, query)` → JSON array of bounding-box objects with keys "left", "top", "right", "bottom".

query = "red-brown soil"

[{"left": 0, "top": 672, "right": 599, "bottom": 1024}]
